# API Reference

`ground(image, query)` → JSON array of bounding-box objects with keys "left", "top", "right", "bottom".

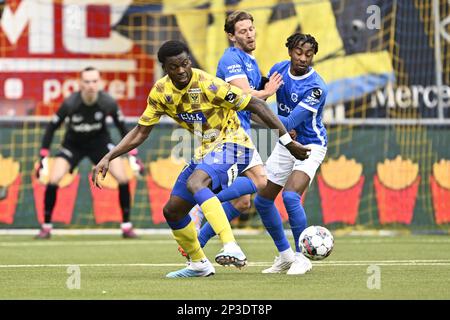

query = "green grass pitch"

[{"left": 1, "top": 234, "right": 450, "bottom": 300}]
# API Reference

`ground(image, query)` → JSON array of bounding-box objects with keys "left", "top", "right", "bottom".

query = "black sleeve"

[
  {"left": 41, "top": 101, "right": 69, "bottom": 149},
  {"left": 110, "top": 102, "right": 129, "bottom": 138}
]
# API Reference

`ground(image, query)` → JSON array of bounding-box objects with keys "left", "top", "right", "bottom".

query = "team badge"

[{"left": 188, "top": 88, "right": 202, "bottom": 104}]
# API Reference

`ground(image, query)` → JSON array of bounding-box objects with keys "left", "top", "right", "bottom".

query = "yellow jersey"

[{"left": 138, "top": 68, "right": 254, "bottom": 159}]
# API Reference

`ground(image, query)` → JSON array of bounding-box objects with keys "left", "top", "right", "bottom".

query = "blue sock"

[
  {"left": 282, "top": 191, "right": 307, "bottom": 252},
  {"left": 254, "top": 195, "right": 291, "bottom": 252},
  {"left": 217, "top": 176, "right": 257, "bottom": 202},
  {"left": 193, "top": 188, "right": 214, "bottom": 205},
  {"left": 198, "top": 202, "right": 241, "bottom": 247}
]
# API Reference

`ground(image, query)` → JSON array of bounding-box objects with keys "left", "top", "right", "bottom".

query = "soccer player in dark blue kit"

[
  {"left": 255, "top": 33, "right": 328, "bottom": 275},
  {"left": 184, "top": 11, "right": 284, "bottom": 249}
]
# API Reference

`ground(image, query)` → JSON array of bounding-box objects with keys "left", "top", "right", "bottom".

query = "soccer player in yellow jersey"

[{"left": 92, "top": 40, "right": 311, "bottom": 278}]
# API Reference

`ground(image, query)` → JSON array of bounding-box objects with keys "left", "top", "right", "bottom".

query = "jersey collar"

[
  {"left": 288, "top": 67, "right": 315, "bottom": 80},
  {"left": 170, "top": 69, "right": 197, "bottom": 93}
]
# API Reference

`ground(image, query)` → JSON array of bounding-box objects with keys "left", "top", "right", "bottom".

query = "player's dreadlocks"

[
  {"left": 157, "top": 40, "right": 190, "bottom": 64},
  {"left": 285, "top": 33, "right": 319, "bottom": 54}
]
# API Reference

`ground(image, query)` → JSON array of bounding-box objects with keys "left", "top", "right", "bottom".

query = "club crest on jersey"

[
  {"left": 188, "top": 88, "right": 202, "bottom": 104},
  {"left": 177, "top": 112, "right": 206, "bottom": 123},
  {"left": 291, "top": 93, "right": 298, "bottom": 103}
]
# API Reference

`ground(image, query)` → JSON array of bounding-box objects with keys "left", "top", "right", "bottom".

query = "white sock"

[
  {"left": 190, "top": 258, "right": 210, "bottom": 268},
  {"left": 280, "top": 248, "right": 295, "bottom": 261},
  {"left": 42, "top": 223, "right": 53, "bottom": 230}
]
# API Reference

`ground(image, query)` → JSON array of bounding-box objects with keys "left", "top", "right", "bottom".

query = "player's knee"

[
  {"left": 115, "top": 177, "right": 129, "bottom": 185},
  {"left": 231, "top": 198, "right": 251, "bottom": 213},
  {"left": 253, "top": 175, "right": 268, "bottom": 192},
  {"left": 163, "top": 202, "right": 180, "bottom": 222},
  {"left": 186, "top": 174, "right": 209, "bottom": 194},
  {"left": 48, "top": 171, "right": 66, "bottom": 185}
]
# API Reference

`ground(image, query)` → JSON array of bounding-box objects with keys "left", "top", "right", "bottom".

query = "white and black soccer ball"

[{"left": 299, "top": 226, "right": 334, "bottom": 261}]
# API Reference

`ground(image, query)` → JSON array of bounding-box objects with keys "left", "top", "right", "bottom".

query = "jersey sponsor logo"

[
  {"left": 225, "top": 90, "right": 237, "bottom": 103},
  {"left": 71, "top": 114, "right": 83, "bottom": 123},
  {"left": 226, "top": 64, "right": 242, "bottom": 74},
  {"left": 278, "top": 103, "right": 293, "bottom": 114},
  {"left": 187, "top": 88, "right": 202, "bottom": 94},
  {"left": 177, "top": 112, "right": 207, "bottom": 123},
  {"left": 71, "top": 123, "right": 102, "bottom": 132}
]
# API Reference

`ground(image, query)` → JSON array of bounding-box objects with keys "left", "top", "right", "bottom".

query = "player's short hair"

[
  {"left": 285, "top": 33, "right": 319, "bottom": 54},
  {"left": 224, "top": 11, "right": 254, "bottom": 34},
  {"left": 157, "top": 40, "right": 190, "bottom": 64},
  {"left": 80, "top": 66, "right": 100, "bottom": 78}
]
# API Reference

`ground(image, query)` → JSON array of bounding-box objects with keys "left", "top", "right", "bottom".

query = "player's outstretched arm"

[
  {"left": 244, "top": 96, "right": 310, "bottom": 160},
  {"left": 92, "top": 124, "right": 153, "bottom": 188}
]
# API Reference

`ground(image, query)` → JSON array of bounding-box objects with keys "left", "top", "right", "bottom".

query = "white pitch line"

[
  {"left": 1, "top": 260, "right": 450, "bottom": 268},
  {"left": 2, "top": 238, "right": 450, "bottom": 247}
]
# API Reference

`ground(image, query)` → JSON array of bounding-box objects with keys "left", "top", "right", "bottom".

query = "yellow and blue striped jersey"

[{"left": 138, "top": 68, "right": 253, "bottom": 159}]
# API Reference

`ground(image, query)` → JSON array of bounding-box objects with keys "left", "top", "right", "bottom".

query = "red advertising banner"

[
  {"left": 32, "top": 174, "right": 80, "bottom": 224},
  {"left": 88, "top": 174, "right": 137, "bottom": 224},
  {"left": 318, "top": 175, "right": 365, "bottom": 225},
  {"left": 0, "top": 1, "right": 153, "bottom": 116}
]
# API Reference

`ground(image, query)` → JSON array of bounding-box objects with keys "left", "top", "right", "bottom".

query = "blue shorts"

[{"left": 171, "top": 143, "right": 255, "bottom": 205}]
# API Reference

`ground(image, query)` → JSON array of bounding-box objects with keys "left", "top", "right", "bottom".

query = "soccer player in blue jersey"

[
  {"left": 254, "top": 33, "right": 328, "bottom": 275},
  {"left": 92, "top": 40, "right": 311, "bottom": 278},
  {"left": 185, "top": 11, "right": 284, "bottom": 248}
]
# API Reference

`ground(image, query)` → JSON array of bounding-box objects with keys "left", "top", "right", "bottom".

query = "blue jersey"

[
  {"left": 268, "top": 61, "right": 328, "bottom": 147},
  {"left": 216, "top": 47, "right": 262, "bottom": 133}
]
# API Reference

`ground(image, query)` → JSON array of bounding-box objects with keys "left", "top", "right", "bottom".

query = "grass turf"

[{"left": 0, "top": 234, "right": 449, "bottom": 300}]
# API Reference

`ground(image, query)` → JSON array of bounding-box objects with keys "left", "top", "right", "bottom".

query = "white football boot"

[
  {"left": 286, "top": 252, "right": 313, "bottom": 275},
  {"left": 262, "top": 255, "right": 296, "bottom": 274}
]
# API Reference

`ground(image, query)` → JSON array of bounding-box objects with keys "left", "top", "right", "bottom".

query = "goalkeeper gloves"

[
  {"left": 128, "top": 149, "right": 145, "bottom": 177},
  {"left": 36, "top": 148, "right": 50, "bottom": 179}
]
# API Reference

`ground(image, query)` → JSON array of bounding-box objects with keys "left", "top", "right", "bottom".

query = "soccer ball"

[{"left": 299, "top": 226, "right": 334, "bottom": 261}]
